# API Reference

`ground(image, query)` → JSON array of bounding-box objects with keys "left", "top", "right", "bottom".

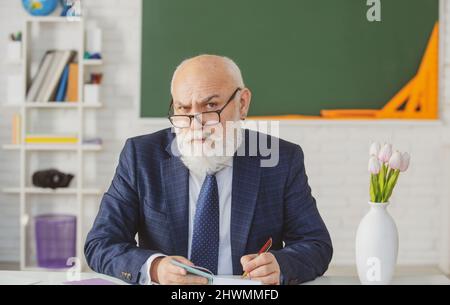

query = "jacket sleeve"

[
  {"left": 271, "top": 145, "right": 333, "bottom": 285},
  {"left": 84, "top": 139, "right": 157, "bottom": 284}
]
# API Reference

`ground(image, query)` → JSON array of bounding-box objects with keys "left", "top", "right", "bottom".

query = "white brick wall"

[{"left": 0, "top": 0, "right": 449, "bottom": 268}]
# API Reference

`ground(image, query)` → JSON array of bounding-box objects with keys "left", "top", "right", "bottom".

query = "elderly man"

[{"left": 85, "top": 55, "right": 332, "bottom": 285}]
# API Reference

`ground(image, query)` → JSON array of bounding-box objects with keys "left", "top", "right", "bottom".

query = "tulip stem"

[
  {"left": 370, "top": 175, "right": 375, "bottom": 202},
  {"left": 383, "top": 169, "right": 400, "bottom": 202},
  {"left": 370, "top": 173, "right": 380, "bottom": 202},
  {"left": 386, "top": 168, "right": 394, "bottom": 183},
  {"left": 378, "top": 163, "right": 387, "bottom": 198}
]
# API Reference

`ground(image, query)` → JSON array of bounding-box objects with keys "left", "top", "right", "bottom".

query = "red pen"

[{"left": 242, "top": 237, "right": 273, "bottom": 278}]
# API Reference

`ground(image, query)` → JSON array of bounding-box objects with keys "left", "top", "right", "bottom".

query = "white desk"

[
  {"left": 0, "top": 270, "right": 449, "bottom": 285},
  {"left": 0, "top": 271, "right": 125, "bottom": 285},
  {"left": 303, "top": 275, "right": 450, "bottom": 285}
]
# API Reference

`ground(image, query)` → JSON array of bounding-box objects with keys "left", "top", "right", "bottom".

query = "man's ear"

[{"left": 239, "top": 88, "right": 252, "bottom": 119}]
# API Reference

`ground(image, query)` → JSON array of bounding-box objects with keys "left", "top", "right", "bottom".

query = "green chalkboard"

[{"left": 140, "top": 0, "right": 438, "bottom": 118}]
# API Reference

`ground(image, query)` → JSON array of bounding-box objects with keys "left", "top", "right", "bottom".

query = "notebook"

[
  {"left": 64, "top": 278, "right": 117, "bottom": 285},
  {"left": 26, "top": 51, "right": 54, "bottom": 102},
  {"left": 170, "top": 260, "right": 261, "bottom": 285}
]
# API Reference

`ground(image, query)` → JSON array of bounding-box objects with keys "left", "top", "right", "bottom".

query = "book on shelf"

[
  {"left": 12, "top": 113, "right": 21, "bottom": 145},
  {"left": 66, "top": 63, "right": 79, "bottom": 102},
  {"left": 26, "top": 50, "right": 77, "bottom": 103},
  {"left": 55, "top": 65, "right": 70, "bottom": 102},
  {"left": 25, "top": 135, "right": 79, "bottom": 144},
  {"left": 35, "top": 51, "right": 62, "bottom": 102},
  {"left": 26, "top": 51, "right": 54, "bottom": 102}
]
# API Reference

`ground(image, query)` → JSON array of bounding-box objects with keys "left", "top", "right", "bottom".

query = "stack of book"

[
  {"left": 26, "top": 50, "right": 78, "bottom": 103},
  {"left": 25, "top": 135, "right": 79, "bottom": 145}
]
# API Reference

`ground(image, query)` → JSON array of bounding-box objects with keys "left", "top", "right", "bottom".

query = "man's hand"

[
  {"left": 241, "top": 252, "right": 281, "bottom": 285},
  {"left": 150, "top": 256, "right": 209, "bottom": 285}
]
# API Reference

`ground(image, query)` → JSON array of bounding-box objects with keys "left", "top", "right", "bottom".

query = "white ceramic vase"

[{"left": 355, "top": 201, "right": 398, "bottom": 285}]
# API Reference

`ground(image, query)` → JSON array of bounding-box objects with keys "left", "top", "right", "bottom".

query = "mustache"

[
  {"left": 179, "top": 130, "right": 215, "bottom": 142},
  {"left": 174, "top": 125, "right": 243, "bottom": 159}
]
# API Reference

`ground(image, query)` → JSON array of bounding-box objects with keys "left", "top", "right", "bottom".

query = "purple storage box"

[{"left": 35, "top": 214, "right": 76, "bottom": 269}]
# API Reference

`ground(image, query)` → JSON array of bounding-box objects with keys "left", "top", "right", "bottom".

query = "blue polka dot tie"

[{"left": 190, "top": 174, "right": 219, "bottom": 275}]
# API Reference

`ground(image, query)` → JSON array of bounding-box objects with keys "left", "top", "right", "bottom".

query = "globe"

[{"left": 22, "top": 0, "right": 59, "bottom": 16}]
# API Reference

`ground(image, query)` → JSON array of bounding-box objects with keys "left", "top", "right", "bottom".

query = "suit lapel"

[
  {"left": 230, "top": 154, "right": 261, "bottom": 274},
  {"left": 162, "top": 132, "right": 190, "bottom": 257}
]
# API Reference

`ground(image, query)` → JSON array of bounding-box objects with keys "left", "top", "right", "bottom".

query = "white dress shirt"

[{"left": 139, "top": 160, "right": 234, "bottom": 284}]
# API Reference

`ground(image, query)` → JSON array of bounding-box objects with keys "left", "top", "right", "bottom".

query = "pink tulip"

[
  {"left": 400, "top": 152, "right": 410, "bottom": 172},
  {"left": 369, "top": 142, "right": 380, "bottom": 157},
  {"left": 378, "top": 143, "right": 392, "bottom": 163},
  {"left": 388, "top": 151, "right": 402, "bottom": 170},
  {"left": 368, "top": 156, "right": 381, "bottom": 174}
]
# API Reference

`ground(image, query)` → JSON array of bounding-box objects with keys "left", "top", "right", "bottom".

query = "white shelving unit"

[
  {"left": 3, "top": 102, "right": 103, "bottom": 109},
  {"left": 2, "top": 16, "right": 103, "bottom": 271},
  {"left": 2, "top": 144, "right": 102, "bottom": 151}
]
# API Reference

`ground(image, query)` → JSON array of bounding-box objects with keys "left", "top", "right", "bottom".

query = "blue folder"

[{"left": 55, "top": 65, "right": 69, "bottom": 102}]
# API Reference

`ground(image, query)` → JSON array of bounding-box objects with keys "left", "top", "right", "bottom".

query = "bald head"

[
  {"left": 170, "top": 54, "right": 252, "bottom": 132},
  {"left": 171, "top": 54, "right": 244, "bottom": 95}
]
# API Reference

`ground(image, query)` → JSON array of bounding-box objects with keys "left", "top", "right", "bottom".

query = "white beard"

[{"left": 176, "top": 123, "right": 243, "bottom": 177}]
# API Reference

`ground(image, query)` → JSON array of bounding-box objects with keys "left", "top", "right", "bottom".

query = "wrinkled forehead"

[{"left": 172, "top": 74, "right": 235, "bottom": 105}]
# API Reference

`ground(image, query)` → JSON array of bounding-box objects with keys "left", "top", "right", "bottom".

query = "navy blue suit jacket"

[{"left": 85, "top": 128, "right": 332, "bottom": 284}]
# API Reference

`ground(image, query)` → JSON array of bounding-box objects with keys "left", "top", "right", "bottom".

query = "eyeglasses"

[{"left": 168, "top": 88, "right": 242, "bottom": 129}]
